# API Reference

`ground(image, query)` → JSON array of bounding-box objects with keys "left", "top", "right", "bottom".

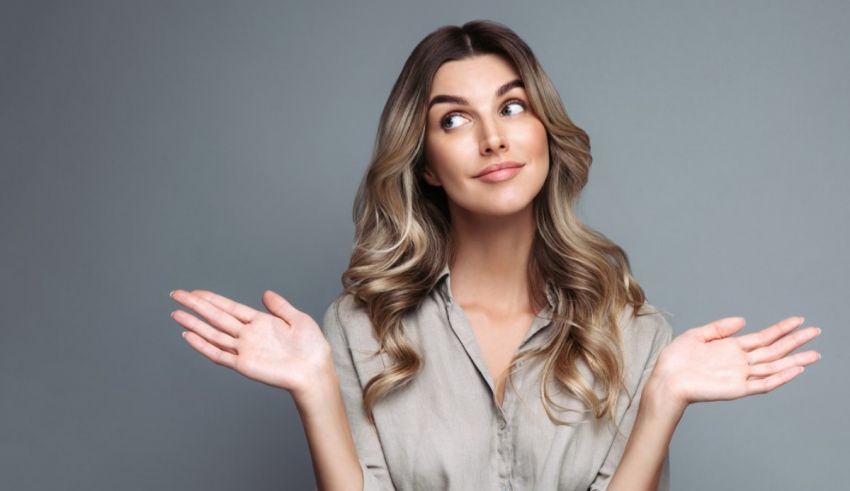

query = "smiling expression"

[{"left": 423, "top": 54, "right": 550, "bottom": 219}]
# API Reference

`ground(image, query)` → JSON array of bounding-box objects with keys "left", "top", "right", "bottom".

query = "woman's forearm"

[
  {"left": 607, "top": 376, "right": 687, "bottom": 491},
  {"left": 293, "top": 367, "right": 364, "bottom": 491}
]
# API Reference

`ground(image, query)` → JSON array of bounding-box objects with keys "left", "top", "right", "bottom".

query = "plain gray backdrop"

[{"left": 2, "top": 1, "right": 847, "bottom": 490}]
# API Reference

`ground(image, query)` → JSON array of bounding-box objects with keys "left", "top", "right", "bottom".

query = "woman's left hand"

[{"left": 650, "top": 316, "right": 822, "bottom": 411}]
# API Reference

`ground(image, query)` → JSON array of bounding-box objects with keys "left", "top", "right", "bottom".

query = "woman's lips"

[
  {"left": 475, "top": 164, "right": 524, "bottom": 183},
  {"left": 474, "top": 161, "right": 524, "bottom": 177}
]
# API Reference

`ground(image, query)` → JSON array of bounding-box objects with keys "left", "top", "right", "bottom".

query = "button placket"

[{"left": 496, "top": 412, "right": 512, "bottom": 485}]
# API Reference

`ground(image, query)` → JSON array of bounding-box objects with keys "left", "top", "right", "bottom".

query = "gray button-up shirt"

[{"left": 321, "top": 264, "right": 673, "bottom": 490}]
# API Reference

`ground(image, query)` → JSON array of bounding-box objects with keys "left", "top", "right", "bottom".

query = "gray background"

[{"left": 2, "top": 1, "right": 847, "bottom": 489}]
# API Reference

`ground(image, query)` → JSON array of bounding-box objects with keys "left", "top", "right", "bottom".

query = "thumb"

[
  {"left": 696, "top": 316, "right": 746, "bottom": 342},
  {"left": 262, "top": 290, "right": 300, "bottom": 324}
]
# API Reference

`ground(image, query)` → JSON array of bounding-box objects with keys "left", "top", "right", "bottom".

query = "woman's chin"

[{"left": 458, "top": 202, "right": 536, "bottom": 220}]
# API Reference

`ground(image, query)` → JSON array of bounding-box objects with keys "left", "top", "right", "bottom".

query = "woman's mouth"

[{"left": 474, "top": 162, "right": 525, "bottom": 182}]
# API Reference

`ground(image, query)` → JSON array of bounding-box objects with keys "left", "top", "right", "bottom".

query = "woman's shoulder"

[
  {"left": 619, "top": 302, "right": 674, "bottom": 339},
  {"left": 616, "top": 301, "right": 675, "bottom": 372},
  {"left": 321, "top": 292, "right": 381, "bottom": 350}
]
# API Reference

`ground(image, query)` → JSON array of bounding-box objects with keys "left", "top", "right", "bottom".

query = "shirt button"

[{"left": 498, "top": 419, "right": 506, "bottom": 430}]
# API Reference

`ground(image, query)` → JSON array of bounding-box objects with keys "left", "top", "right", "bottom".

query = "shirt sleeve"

[
  {"left": 588, "top": 310, "right": 674, "bottom": 491},
  {"left": 321, "top": 297, "right": 396, "bottom": 491}
]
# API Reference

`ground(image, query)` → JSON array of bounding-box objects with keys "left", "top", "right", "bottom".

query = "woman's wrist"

[
  {"left": 643, "top": 372, "right": 688, "bottom": 421},
  {"left": 292, "top": 363, "right": 341, "bottom": 417}
]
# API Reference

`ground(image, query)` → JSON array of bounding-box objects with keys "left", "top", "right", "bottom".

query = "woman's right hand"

[{"left": 169, "top": 289, "right": 334, "bottom": 400}]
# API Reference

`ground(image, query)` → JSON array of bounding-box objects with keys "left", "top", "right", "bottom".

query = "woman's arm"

[
  {"left": 607, "top": 315, "right": 821, "bottom": 491},
  {"left": 293, "top": 365, "right": 364, "bottom": 491},
  {"left": 605, "top": 376, "right": 684, "bottom": 491}
]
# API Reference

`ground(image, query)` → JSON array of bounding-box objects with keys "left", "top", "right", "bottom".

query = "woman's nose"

[{"left": 479, "top": 118, "right": 509, "bottom": 155}]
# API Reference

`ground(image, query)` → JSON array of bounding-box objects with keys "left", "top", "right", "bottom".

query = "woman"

[{"left": 168, "top": 20, "right": 821, "bottom": 491}]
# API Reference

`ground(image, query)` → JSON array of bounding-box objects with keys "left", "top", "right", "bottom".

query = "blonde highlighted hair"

[{"left": 341, "top": 19, "right": 652, "bottom": 427}]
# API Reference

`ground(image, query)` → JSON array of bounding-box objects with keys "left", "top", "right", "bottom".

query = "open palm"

[
  {"left": 654, "top": 316, "right": 821, "bottom": 408},
  {"left": 169, "top": 289, "right": 332, "bottom": 396}
]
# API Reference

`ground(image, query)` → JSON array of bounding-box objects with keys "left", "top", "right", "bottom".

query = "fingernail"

[
  {"left": 817, "top": 327, "right": 822, "bottom": 335},
  {"left": 170, "top": 290, "right": 176, "bottom": 298},
  {"left": 818, "top": 353, "right": 822, "bottom": 360},
  {"left": 798, "top": 316, "right": 805, "bottom": 326}
]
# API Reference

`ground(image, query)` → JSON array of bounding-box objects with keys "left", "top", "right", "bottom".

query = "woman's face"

[{"left": 423, "top": 54, "right": 549, "bottom": 219}]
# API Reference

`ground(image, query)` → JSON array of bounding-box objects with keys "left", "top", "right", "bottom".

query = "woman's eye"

[
  {"left": 439, "top": 100, "right": 527, "bottom": 130},
  {"left": 440, "top": 113, "right": 467, "bottom": 130},
  {"left": 502, "top": 99, "right": 526, "bottom": 116}
]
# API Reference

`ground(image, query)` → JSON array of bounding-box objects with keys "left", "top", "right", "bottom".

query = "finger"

[
  {"left": 736, "top": 316, "right": 805, "bottom": 351},
  {"left": 262, "top": 290, "right": 301, "bottom": 325},
  {"left": 171, "top": 290, "right": 243, "bottom": 337},
  {"left": 747, "top": 350, "right": 821, "bottom": 377},
  {"left": 693, "top": 317, "right": 746, "bottom": 342},
  {"left": 182, "top": 331, "right": 237, "bottom": 369},
  {"left": 172, "top": 310, "right": 238, "bottom": 354},
  {"left": 746, "top": 365, "right": 806, "bottom": 395},
  {"left": 746, "top": 326, "right": 821, "bottom": 366},
  {"left": 191, "top": 289, "right": 259, "bottom": 324}
]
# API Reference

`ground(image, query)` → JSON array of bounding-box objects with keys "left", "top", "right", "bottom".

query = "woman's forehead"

[{"left": 429, "top": 54, "right": 520, "bottom": 95}]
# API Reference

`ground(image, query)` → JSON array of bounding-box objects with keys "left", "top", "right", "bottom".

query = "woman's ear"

[{"left": 422, "top": 165, "right": 442, "bottom": 187}]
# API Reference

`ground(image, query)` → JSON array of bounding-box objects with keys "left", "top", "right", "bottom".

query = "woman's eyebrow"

[{"left": 428, "top": 79, "right": 524, "bottom": 110}]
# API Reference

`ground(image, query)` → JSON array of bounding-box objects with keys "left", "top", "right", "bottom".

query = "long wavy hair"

[{"left": 341, "top": 19, "right": 653, "bottom": 427}]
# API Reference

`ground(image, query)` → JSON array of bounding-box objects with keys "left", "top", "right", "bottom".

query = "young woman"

[{"left": 168, "top": 20, "right": 822, "bottom": 491}]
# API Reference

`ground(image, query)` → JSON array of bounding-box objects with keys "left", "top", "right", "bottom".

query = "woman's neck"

[{"left": 447, "top": 204, "right": 537, "bottom": 316}]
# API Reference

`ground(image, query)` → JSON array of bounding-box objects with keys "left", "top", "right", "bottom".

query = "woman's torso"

[{"left": 327, "top": 266, "right": 673, "bottom": 490}]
